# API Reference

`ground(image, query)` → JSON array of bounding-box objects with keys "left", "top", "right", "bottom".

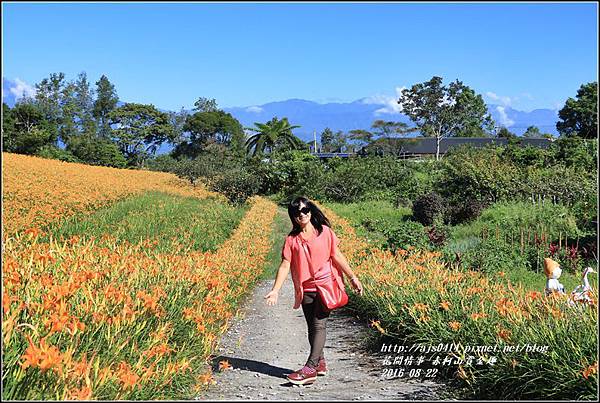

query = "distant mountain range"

[
  {"left": 223, "top": 98, "right": 560, "bottom": 141},
  {"left": 3, "top": 77, "right": 561, "bottom": 155}
]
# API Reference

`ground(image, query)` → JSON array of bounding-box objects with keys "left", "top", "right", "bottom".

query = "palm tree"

[{"left": 245, "top": 117, "right": 303, "bottom": 157}]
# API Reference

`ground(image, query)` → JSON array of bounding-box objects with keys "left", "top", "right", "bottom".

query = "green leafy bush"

[
  {"left": 452, "top": 237, "right": 529, "bottom": 274},
  {"left": 173, "top": 143, "right": 242, "bottom": 186},
  {"left": 35, "top": 145, "right": 80, "bottom": 163},
  {"left": 554, "top": 137, "right": 597, "bottom": 171},
  {"left": 274, "top": 150, "right": 326, "bottom": 201},
  {"left": 66, "top": 135, "right": 127, "bottom": 168},
  {"left": 146, "top": 154, "right": 180, "bottom": 173},
  {"left": 383, "top": 220, "right": 431, "bottom": 253},
  {"left": 500, "top": 141, "right": 555, "bottom": 168},
  {"left": 438, "top": 145, "right": 521, "bottom": 204},
  {"left": 412, "top": 191, "right": 447, "bottom": 226},
  {"left": 208, "top": 168, "right": 261, "bottom": 205},
  {"left": 447, "top": 198, "right": 489, "bottom": 225}
]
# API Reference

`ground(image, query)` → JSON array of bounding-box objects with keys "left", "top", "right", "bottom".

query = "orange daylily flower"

[
  {"left": 370, "top": 319, "right": 386, "bottom": 334},
  {"left": 582, "top": 362, "right": 598, "bottom": 380},
  {"left": 469, "top": 312, "right": 487, "bottom": 321},
  {"left": 497, "top": 328, "right": 511, "bottom": 342},
  {"left": 218, "top": 360, "right": 232, "bottom": 371},
  {"left": 65, "top": 386, "right": 92, "bottom": 400},
  {"left": 20, "top": 335, "right": 63, "bottom": 374},
  {"left": 117, "top": 362, "right": 140, "bottom": 390},
  {"left": 448, "top": 321, "right": 462, "bottom": 331}
]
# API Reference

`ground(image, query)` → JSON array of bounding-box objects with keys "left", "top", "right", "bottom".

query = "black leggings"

[{"left": 301, "top": 291, "right": 330, "bottom": 368}]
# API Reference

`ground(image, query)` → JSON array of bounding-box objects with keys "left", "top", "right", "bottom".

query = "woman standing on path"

[{"left": 264, "top": 196, "right": 364, "bottom": 386}]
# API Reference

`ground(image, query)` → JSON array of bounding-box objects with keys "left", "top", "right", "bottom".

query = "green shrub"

[
  {"left": 447, "top": 198, "right": 489, "bottom": 225},
  {"left": 173, "top": 144, "right": 242, "bottom": 186},
  {"left": 519, "top": 165, "right": 596, "bottom": 207},
  {"left": 554, "top": 137, "right": 597, "bottom": 172},
  {"left": 438, "top": 145, "right": 521, "bottom": 204},
  {"left": 451, "top": 201, "right": 581, "bottom": 242},
  {"left": 383, "top": 220, "right": 431, "bottom": 253},
  {"left": 66, "top": 135, "right": 127, "bottom": 168},
  {"left": 208, "top": 168, "right": 261, "bottom": 205},
  {"left": 245, "top": 156, "right": 286, "bottom": 195},
  {"left": 500, "top": 142, "right": 555, "bottom": 168},
  {"left": 453, "top": 237, "right": 529, "bottom": 273},
  {"left": 322, "top": 161, "right": 375, "bottom": 202},
  {"left": 412, "top": 191, "right": 447, "bottom": 226},
  {"left": 35, "top": 145, "right": 80, "bottom": 163},
  {"left": 146, "top": 154, "right": 180, "bottom": 173}
]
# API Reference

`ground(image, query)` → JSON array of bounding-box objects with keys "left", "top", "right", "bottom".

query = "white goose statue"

[{"left": 570, "top": 266, "right": 597, "bottom": 305}]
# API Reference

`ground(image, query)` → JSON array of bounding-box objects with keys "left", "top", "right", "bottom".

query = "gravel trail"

[{"left": 196, "top": 276, "right": 445, "bottom": 401}]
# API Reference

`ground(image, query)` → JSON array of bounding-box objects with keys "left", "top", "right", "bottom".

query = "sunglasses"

[{"left": 293, "top": 207, "right": 311, "bottom": 217}]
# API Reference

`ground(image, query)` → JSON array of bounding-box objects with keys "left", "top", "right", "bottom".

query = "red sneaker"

[
  {"left": 286, "top": 365, "right": 317, "bottom": 385},
  {"left": 315, "top": 358, "right": 327, "bottom": 376}
]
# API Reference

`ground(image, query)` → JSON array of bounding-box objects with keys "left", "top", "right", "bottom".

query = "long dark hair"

[{"left": 287, "top": 196, "right": 331, "bottom": 236}]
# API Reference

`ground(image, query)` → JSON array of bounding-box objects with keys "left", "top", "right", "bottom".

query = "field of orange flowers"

[
  {"left": 2, "top": 153, "right": 277, "bottom": 399},
  {"left": 3, "top": 196, "right": 276, "bottom": 399},
  {"left": 2, "top": 153, "right": 222, "bottom": 238},
  {"left": 320, "top": 205, "right": 598, "bottom": 400},
  {"left": 2, "top": 152, "right": 597, "bottom": 400}
]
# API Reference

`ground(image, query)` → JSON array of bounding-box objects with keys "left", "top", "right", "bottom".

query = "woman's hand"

[
  {"left": 350, "top": 277, "right": 364, "bottom": 296},
  {"left": 264, "top": 290, "right": 279, "bottom": 306}
]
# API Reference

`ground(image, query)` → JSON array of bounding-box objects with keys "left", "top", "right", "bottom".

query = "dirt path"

[{"left": 196, "top": 276, "right": 444, "bottom": 400}]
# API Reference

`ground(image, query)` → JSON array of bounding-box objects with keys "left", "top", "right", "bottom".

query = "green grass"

[
  {"left": 326, "top": 200, "right": 412, "bottom": 245},
  {"left": 325, "top": 199, "right": 598, "bottom": 293},
  {"left": 502, "top": 264, "right": 598, "bottom": 294},
  {"left": 449, "top": 201, "right": 581, "bottom": 242},
  {"left": 260, "top": 206, "right": 293, "bottom": 281},
  {"left": 42, "top": 191, "right": 248, "bottom": 254}
]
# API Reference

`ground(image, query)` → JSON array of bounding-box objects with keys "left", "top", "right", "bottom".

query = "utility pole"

[{"left": 313, "top": 130, "right": 317, "bottom": 153}]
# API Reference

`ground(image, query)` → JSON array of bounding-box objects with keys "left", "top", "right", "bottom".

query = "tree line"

[{"left": 2, "top": 72, "right": 597, "bottom": 167}]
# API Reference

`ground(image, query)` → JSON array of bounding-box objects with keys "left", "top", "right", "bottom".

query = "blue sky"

[{"left": 2, "top": 1, "right": 598, "bottom": 112}]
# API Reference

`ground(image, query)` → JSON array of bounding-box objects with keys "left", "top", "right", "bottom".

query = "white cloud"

[
  {"left": 245, "top": 106, "right": 263, "bottom": 113},
  {"left": 495, "top": 106, "right": 514, "bottom": 127},
  {"left": 485, "top": 91, "right": 512, "bottom": 106},
  {"left": 521, "top": 92, "right": 534, "bottom": 101},
  {"left": 363, "top": 86, "right": 407, "bottom": 115},
  {"left": 9, "top": 78, "right": 36, "bottom": 100}
]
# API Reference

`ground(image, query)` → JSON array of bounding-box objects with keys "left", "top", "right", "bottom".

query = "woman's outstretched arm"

[{"left": 264, "top": 258, "right": 291, "bottom": 306}]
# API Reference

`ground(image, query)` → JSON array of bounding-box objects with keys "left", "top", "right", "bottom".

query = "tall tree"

[
  {"left": 320, "top": 127, "right": 335, "bottom": 152},
  {"left": 496, "top": 126, "right": 516, "bottom": 139},
  {"left": 322, "top": 128, "right": 349, "bottom": 152},
  {"left": 34, "top": 72, "right": 65, "bottom": 143},
  {"left": 398, "top": 76, "right": 494, "bottom": 160},
  {"left": 371, "top": 120, "right": 415, "bottom": 139},
  {"left": 93, "top": 75, "right": 119, "bottom": 139},
  {"left": 2, "top": 102, "right": 56, "bottom": 154},
  {"left": 173, "top": 109, "right": 245, "bottom": 159},
  {"left": 2, "top": 103, "right": 16, "bottom": 151},
  {"left": 168, "top": 107, "right": 190, "bottom": 146},
  {"left": 74, "top": 72, "right": 97, "bottom": 136},
  {"left": 245, "top": 117, "right": 303, "bottom": 157},
  {"left": 333, "top": 130, "right": 348, "bottom": 152},
  {"left": 108, "top": 103, "right": 174, "bottom": 167},
  {"left": 60, "top": 81, "right": 80, "bottom": 144},
  {"left": 522, "top": 126, "right": 542, "bottom": 138},
  {"left": 347, "top": 129, "right": 373, "bottom": 148},
  {"left": 193, "top": 97, "right": 219, "bottom": 113},
  {"left": 556, "top": 81, "right": 598, "bottom": 139}
]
